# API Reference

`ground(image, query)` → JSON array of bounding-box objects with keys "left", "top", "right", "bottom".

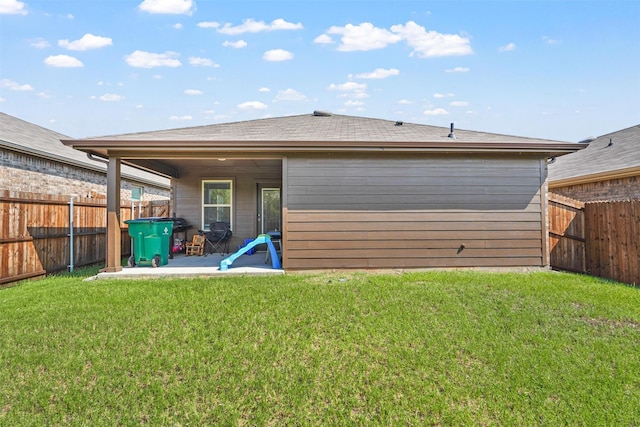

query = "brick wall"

[
  {"left": 1, "top": 149, "right": 170, "bottom": 201},
  {"left": 551, "top": 176, "right": 639, "bottom": 202}
]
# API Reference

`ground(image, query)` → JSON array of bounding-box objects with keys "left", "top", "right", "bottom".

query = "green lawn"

[{"left": 1, "top": 270, "right": 638, "bottom": 425}]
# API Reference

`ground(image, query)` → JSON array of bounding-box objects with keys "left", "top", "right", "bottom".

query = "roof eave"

[
  {"left": 3, "top": 140, "right": 171, "bottom": 188},
  {"left": 62, "top": 139, "right": 582, "bottom": 157},
  {"left": 549, "top": 166, "right": 640, "bottom": 188}
]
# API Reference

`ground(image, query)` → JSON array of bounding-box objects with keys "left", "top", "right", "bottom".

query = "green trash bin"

[{"left": 125, "top": 217, "right": 174, "bottom": 267}]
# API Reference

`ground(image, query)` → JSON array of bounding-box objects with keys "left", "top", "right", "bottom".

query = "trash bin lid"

[{"left": 125, "top": 217, "right": 174, "bottom": 224}]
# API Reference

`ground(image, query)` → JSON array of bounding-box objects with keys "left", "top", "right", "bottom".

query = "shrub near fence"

[{"left": 0, "top": 190, "right": 170, "bottom": 285}]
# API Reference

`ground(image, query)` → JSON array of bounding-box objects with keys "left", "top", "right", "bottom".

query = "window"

[
  {"left": 131, "top": 185, "right": 144, "bottom": 201},
  {"left": 202, "top": 180, "right": 233, "bottom": 231}
]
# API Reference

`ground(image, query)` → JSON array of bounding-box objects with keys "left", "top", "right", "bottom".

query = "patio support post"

[{"left": 103, "top": 156, "right": 123, "bottom": 272}]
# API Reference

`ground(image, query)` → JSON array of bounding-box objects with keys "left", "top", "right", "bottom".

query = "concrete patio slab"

[{"left": 89, "top": 251, "right": 283, "bottom": 280}]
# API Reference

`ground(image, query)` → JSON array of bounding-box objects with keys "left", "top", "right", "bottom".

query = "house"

[
  {"left": 62, "top": 111, "right": 581, "bottom": 272},
  {"left": 0, "top": 112, "right": 171, "bottom": 201},
  {"left": 548, "top": 124, "right": 640, "bottom": 201}
]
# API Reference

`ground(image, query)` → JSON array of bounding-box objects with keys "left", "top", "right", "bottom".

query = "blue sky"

[{"left": 1, "top": 0, "right": 638, "bottom": 141}]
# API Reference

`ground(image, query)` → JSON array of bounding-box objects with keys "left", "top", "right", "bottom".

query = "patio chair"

[
  {"left": 201, "top": 221, "right": 232, "bottom": 255},
  {"left": 185, "top": 234, "right": 205, "bottom": 256}
]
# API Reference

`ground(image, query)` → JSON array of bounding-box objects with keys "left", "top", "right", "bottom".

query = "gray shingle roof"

[
  {"left": 86, "top": 112, "right": 570, "bottom": 144},
  {"left": 548, "top": 124, "right": 640, "bottom": 183},
  {"left": 0, "top": 112, "right": 170, "bottom": 187}
]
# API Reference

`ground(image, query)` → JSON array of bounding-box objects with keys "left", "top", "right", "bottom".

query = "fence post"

[{"left": 68, "top": 196, "right": 74, "bottom": 272}]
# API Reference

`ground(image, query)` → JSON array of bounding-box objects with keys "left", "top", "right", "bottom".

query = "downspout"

[{"left": 87, "top": 152, "right": 109, "bottom": 164}]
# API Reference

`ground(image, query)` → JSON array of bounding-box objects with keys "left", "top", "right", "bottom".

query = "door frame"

[{"left": 257, "top": 183, "right": 282, "bottom": 235}]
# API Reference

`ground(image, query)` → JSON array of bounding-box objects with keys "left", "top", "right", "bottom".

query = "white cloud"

[
  {"left": 44, "top": 55, "right": 84, "bottom": 67},
  {"left": 138, "top": 0, "right": 195, "bottom": 15},
  {"left": 445, "top": 67, "right": 469, "bottom": 73},
  {"left": 424, "top": 108, "right": 449, "bottom": 116},
  {"left": 328, "top": 82, "right": 367, "bottom": 92},
  {"left": 321, "top": 21, "right": 472, "bottom": 57},
  {"left": 345, "top": 100, "right": 365, "bottom": 106},
  {"left": 450, "top": 101, "right": 469, "bottom": 107},
  {"left": 58, "top": 34, "right": 112, "bottom": 51},
  {"left": 169, "top": 115, "right": 193, "bottom": 121},
  {"left": 397, "top": 99, "right": 412, "bottom": 105},
  {"left": 1, "top": 78, "right": 34, "bottom": 91},
  {"left": 543, "top": 36, "right": 560, "bottom": 45},
  {"left": 353, "top": 68, "right": 399, "bottom": 79},
  {"left": 258, "top": 87, "right": 270, "bottom": 92},
  {"left": 30, "top": 38, "right": 50, "bottom": 49},
  {"left": 184, "top": 89, "right": 203, "bottom": 95},
  {"left": 274, "top": 88, "right": 306, "bottom": 102},
  {"left": 0, "top": 0, "right": 27, "bottom": 15},
  {"left": 217, "top": 18, "right": 303, "bottom": 35},
  {"left": 238, "top": 101, "right": 268, "bottom": 110},
  {"left": 188, "top": 56, "right": 219, "bottom": 67},
  {"left": 327, "top": 22, "right": 402, "bottom": 51},
  {"left": 499, "top": 42, "right": 516, "bottom": 52},
  {"left": 270, "top": 18, "right": 303, "bottom": 30},
  {"left": 96, "top": 93, "right": 123, "bottom": 102},
  {"left": 263, "top": 49, "right": 293, "bottom": 62},
  {"left": 125, "top": 50, "right": 181, "bottom": 68},
  {"left": 433, "top": 93, "right": 455, "bottom": 98},
  {"left": 328, "top": 81, "right": 368, "bottom": 99},
  {"left": 197, "top": 21, "right": 219, "bottom": 29},
  {"left": 313, "top": 34, "right": 333, "bottom": 45},
  {"left": 0, "top": 97, "right": 5, "bottom": 102},
  {"left": 391, "top": 21, "right": 472, "bottom": 58},
  {"left": 173, "top": 23, "right": 183, "bottom": 30},
  {"left": 223, "top": 40, "right": 247, "bottom": 49}
]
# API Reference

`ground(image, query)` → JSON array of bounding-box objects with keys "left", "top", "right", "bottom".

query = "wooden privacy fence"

[
  {"left": 549, "top": 194, "right": 586, "bottom": 274},
  {"left": 0, "top": 190, "right": 170, "bottom": 285},
  {"left": 586, "top": 199, "right": 639, "bottom": 286},
  {"left": 550, "top": 194, "right": 639, "bottom": 286}
]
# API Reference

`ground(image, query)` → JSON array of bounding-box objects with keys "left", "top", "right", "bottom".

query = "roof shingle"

[
  {"left": 548, "top": 124, "right": 640, "bottom": 182},
  {"left": 85, "top": 112, "right": 571, "bottom": 144}
]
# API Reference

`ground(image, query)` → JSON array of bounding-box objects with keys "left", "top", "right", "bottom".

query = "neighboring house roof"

[
  {"left": 0, "top": 112, "right": 170, "bottom": 188},
  {"left": 548, "top": 124, "right": 640, "bottom": 187},
  {"left": 63, "top": 111, "right": 582, "bottom": 178}
]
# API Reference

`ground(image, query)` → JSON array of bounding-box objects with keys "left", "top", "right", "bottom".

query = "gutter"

[
  {"left": 66, "top": 140, "right": 584, "bottom": 157},
  {"left": 549, "top": 166, "right": 640, "bottom": 188}
]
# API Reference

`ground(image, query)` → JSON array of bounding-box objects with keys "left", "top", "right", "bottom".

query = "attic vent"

[
  {"left": 448, "top": 122, "right": 456, "bottom": 139},
  {"left": 395, "top": 121, "right": 404, "bottom": 126},
  {"left": 313, "top": 110, "right": 332, "bottom": 117}
]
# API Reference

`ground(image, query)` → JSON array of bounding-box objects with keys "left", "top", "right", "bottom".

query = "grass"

[{"left": 1, "top": 270, "right": 639, "bottom": 425}]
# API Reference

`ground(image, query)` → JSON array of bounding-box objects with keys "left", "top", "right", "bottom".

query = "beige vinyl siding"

[{"left": 284, "top": 154, "right": 546, "bottom": 270}]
